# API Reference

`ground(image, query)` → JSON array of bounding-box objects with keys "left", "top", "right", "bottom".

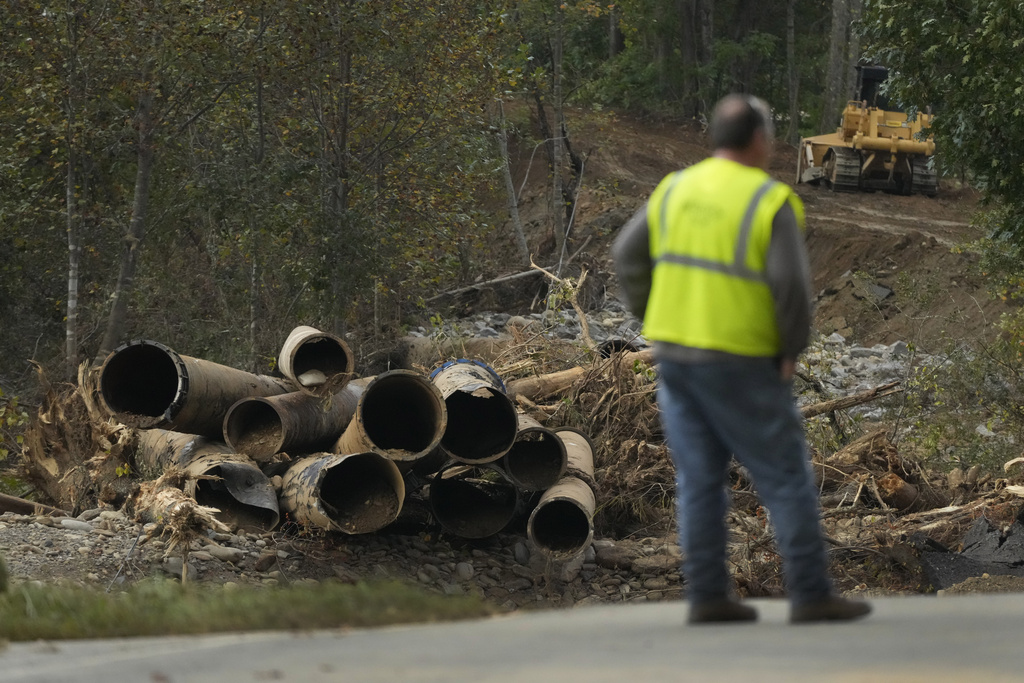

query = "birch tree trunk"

[
  {"left": 65, "top": 104, "right": 81, "bottom": 379},
  {"left": 63, "top": 4, "right": 82, "bottom": 380}
]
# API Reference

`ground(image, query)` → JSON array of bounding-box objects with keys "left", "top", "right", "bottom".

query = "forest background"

[{"left": 1, "top": 0, "right": 1022, "bottom": 469}]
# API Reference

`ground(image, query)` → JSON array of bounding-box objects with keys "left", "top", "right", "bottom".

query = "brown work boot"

[
  {"left": 790, "top": 595, "right": 872, "bottom": 623},
  {"left": 688, "top": 599, "right": 758, "bottom": 624}
]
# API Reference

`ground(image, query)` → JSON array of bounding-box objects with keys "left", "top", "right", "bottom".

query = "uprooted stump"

[
  {"left": 814, "top": 427, "right": 948, "bottom": 513},
  {"left": 21, "top": 362, "right": 136, "bottom": 513}
]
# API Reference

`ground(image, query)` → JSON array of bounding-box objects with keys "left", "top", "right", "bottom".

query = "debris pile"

[
  {"left": 15, "top": 326, "right": 602, "bottom": 571},
  {"left": 9, "top": 321, "right": 1024, "bottom": 597}
]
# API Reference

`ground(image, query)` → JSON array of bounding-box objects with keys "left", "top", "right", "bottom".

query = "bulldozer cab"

[
  {"left": 797, "top": 65, "right": 937, "bottom": 196},
  {"left": 856, "top": 65, "right": 890, "bottom": 109}
]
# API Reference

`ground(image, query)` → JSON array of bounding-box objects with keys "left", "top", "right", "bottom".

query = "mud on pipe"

[
  {"left": 99, "top": 340, "right": 295, "bottom": 438},
  {"left": 279, "top": 452, "right": 405, "bottom": 534},
  {"left": 223, "top": 382, "right": 364, "bottom": 463},
  {"left": 334, "top": 370, "right": 447, "bottom": 472}
]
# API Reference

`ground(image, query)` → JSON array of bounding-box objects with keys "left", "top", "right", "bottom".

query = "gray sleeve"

[
  {"left": 765, "top": 201, "right": 813, "bottom": 360},
  {"left": 611, "top": 204, "right": 653, "bottom": 321}
]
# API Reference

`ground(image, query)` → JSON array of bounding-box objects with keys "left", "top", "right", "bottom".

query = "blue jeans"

[{"left": 656, "top": 357, "right": 832, "bottom": 605}]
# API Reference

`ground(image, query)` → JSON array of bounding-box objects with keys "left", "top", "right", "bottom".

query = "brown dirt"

[{"left": 506, "top": 107, "right": 1013, "bottom": 353}]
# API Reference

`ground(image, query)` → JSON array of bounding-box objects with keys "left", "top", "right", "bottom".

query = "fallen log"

[
  {"left": 0, "top": 492, "right": 70, "bottom": 517},
  {"left": 800, "top": 381, "right": 902, "bottom": 419},
  {"left": 506, "top": 347, "right": 654, "bottom": 401}
]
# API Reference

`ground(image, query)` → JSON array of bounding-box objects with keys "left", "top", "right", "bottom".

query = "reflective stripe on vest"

[{"left": 656, "top": 175, "right": 777, "bottom": 284}]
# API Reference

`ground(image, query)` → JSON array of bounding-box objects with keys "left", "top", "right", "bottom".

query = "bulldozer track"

[
  {"left": 829, "top": 147, "right": 862, "bottom": 193},
  {"left": 911, "top": 156, "right": 938, "bottom": 197}
]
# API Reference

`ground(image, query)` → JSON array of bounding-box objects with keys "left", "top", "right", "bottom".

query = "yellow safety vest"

[{"left": 644, "top": 157, "right": 805, "bottom": 357}]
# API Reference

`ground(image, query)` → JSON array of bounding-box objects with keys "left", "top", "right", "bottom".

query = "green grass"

[{"left": 0, "top": 578, "right": 497, "bottom": 642}]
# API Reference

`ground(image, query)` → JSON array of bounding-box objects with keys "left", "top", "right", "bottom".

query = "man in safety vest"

[{"left": 612, "top": 94, "right": 871, "bottom": 624}]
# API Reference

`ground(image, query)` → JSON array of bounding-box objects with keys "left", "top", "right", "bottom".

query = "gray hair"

[{"left": 709, "top": 94, "right": 774, "bottom": 150}]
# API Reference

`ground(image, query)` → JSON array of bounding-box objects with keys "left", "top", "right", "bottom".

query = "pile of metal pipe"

[
  {"left": 429, "top": 359, "right": 517, "bottom": 465},
  {"left": 97, "top": 334, "right": 602, "bottom": 544},
  {"left": 500, "top": 412, "right": 567, "bottom": 492},
  {"left": 279, "top": 452, "right": 405, "bottom": 534},
  {"left": 526, "top": 426, "right": 597, "bottom": 557},
  {"left": 99, "top": 340, "right": 295, "bottom": 438}
]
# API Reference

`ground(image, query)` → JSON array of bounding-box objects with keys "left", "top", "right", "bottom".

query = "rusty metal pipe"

[
  {"left": 279, "top": 452, "right": 405, "bottom": 534},
  {"left": 135, "top": 429, "right": 280, "bottom": 532},
  {"left": 333, "top": 370, "right": 446, "bottom": 471},
  {"left": 99, "top": 340, "right": 296, "bottom": 438},
  {"left": 429, "top": 460, "right": 520, "bottom": 539},
  {"left": 500, "top": 412, "right": 567, "bottom": 492},
  {"left": 429, "top": 359, "right": 517, "bottom": 465},
  {"left": 223, "top": 382, "right": 364, "bottom": 463},
  {"left": 527, "top": 427, "right": 597, "bottom": 557},
  {"left": 278, "top": 326, "right": 355, "bottom": 395}
]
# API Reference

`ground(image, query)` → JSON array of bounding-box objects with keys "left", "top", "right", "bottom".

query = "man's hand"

[{"left": 779, "top": 358, "right": 796, "bottom": 382}]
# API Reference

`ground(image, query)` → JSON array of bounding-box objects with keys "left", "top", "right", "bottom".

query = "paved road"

[{"left": 1, "top": 594, "right": 1021, "bottom": 682}]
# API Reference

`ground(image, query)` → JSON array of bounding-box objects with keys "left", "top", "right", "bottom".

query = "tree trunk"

[
  {"left": 784, "top": 0, "right": 800, "bottom": 144},
  {"left": 65, "top": 114, "right": 81, "bottom": 379},
  {"left": 680, "top": 0, "right": 715, "bottom": 118},
  {"left": 679, "top": 0, "right": 699, "bottom": 116},
  {"left": 845, "top": 0, "right": 863, "bottom": 100},
  {"left": 550, "top": 7, "right": 566, "bottom": 261},
  {"left": 64, "top": 6, "right": 82, "bottom": 380},
  {"left": 608, "top": 6, "right": 623, "bottom": 59},
  {"left": 697, "top": 0, "right": 714, "bottom": 108},
  {"left": 328, "top": 43, "right": 352, "bottom": 333},
  {"left": 94, "top": 90, "right": 155, "bottom": 366},
  {"left": 497, "top": 102, "right": 530, "bottom": 267},
  {"left": 819, "top": 0, "right": 851, "bottom": 133}
]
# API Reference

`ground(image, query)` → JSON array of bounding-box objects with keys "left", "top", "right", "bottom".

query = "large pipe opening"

[
  {"left": 430, "top": 463, "right": 519, "bottom": 539},
  {"left": 442, "top": 389, "right": 517, "bottom": 464},
  {"left": 317, "top": 455, "right": 402, "bottom": 534},
  {"left": 503, "top": 424, "right": 566, "bottom": 492},
  {"left": 291, "top": 337, "right": 352, "bottom": 378},
  {"left": 99, "top": 341, "right": 181, "bottom": 420},
  {"left": 528, "top": 498, "right": 591, "bottom": 554},
  {"left": 223, "top": 399, "right": 284, "bottom": 458},
  {"left": 280, "top": 453, "right": 405, "bottom": 534},
  {"left": 360, "top": 373, "right": 445, "bottom": 454},
  {"left": 279, "top": 326, "right": 355, "bottom": 395},
  {"left": 430, "top": 360, "right": 517, "bottom": 464}
]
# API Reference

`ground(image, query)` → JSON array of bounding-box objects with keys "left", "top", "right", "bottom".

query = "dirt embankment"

[{"left": 506, "top": 107, "right": 1008, "bottom": 353}]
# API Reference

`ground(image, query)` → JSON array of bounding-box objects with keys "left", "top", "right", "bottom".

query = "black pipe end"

[{"left": 99, "top": 340, "right": 182, "bottom": 425}]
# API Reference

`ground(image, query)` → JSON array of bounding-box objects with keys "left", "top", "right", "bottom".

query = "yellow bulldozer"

[{"left": 797, "top": 66, "right": 937, "bottom": 196}]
